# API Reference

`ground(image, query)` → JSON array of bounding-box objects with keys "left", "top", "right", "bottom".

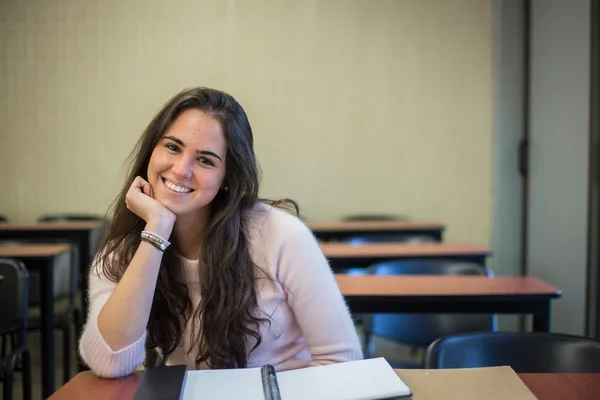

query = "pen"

[{"left": 261, "top": 364, "right": 282, "bottom": 400}]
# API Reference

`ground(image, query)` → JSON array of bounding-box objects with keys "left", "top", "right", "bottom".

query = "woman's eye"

[
  {"left": 166, "top": 144, "right": 179, "bottom": 152},
  {"left": 198, "top": 157, "right": 214, "bottom": 166}
]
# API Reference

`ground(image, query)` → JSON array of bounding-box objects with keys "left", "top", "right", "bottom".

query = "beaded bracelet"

[{"left": 141, "top": 231, "right": 171, "bottom": 252}]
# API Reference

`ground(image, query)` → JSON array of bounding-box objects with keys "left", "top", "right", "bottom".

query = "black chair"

[
  {"left": 0, "top": 239, "right": 79, "bottom": 382},
  {"left": 425, "top": 331, "right": 600, "bottom": 373},
  {"left": 0, "top": 258, "right": 32, "bottom": 400},
  {"left": 362, "top": 259, "right": 496, "bottom": 367}
]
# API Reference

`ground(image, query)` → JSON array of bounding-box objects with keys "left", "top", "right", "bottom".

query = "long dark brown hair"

[{"left": 96, "top": 87, "right": 297, "bottom": 368}]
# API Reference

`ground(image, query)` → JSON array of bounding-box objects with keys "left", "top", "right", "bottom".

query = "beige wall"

[{"left": 0, "top": 0, "right": 493, "bottom": 246}]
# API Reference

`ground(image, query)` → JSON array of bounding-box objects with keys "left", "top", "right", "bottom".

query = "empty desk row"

[
  {"left": 321, "top": 242, "right": 490, "bottom": 271},
  {"left": 309, "top": 220, "right": 445, "bottom": 242}
]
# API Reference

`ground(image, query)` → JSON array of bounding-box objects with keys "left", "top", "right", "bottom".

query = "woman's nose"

[{"left": 172, "top": 157, "right": 193, "bottom": 180}]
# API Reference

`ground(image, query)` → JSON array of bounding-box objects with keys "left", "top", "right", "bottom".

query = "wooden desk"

[
  {"left": 336, "top": 275, "right": 562, "bottom": 332},
  {"left": 321, "top": 242, "right": 491, "bottom": 270},
  {"left": 49, "top": 372, "right": 142, "bottom": 400},
  {"left": 0, "top": 222, "right": 104, "bottom": 333},
  {"left": 0, "top": 244, "right": 71, "bottom": 398},
  {"left": 47, "top": 371, "right": 600, "bottom": 400},
  {"left": 309, "top": 220, "right": 445, "bottom": 242},
  {"left": 519, "top": 373, "right": 600, "bottom": 400}
]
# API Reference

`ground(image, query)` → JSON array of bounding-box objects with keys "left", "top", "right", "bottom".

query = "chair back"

[
  {"left": 0, "top": 258, "right": 29, "bottom": 336},
  {"left": 425, "top": 332, "right": 600, "bottom": 372},
  {"left": 364, "top": 259, "right": 495, "bottom": 348},
  {"left": 347, "top": 234, "right": 438, "bottom": 245}
]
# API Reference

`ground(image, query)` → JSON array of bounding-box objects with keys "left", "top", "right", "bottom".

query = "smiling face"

[{"left": 146, "top": 108, "right": 227, "bottom": 221}]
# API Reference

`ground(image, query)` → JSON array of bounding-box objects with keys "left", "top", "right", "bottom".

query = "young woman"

[{"left": 79, "top": 87, "right": 362, "bottom": 377}]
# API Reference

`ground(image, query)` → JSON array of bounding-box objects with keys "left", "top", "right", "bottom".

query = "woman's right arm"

[
  {"left": 96, "top": 215, "right": 173, "bottom": 352},
  {"left": 79, "top": 177, "right": 176, "bottom": 378}
]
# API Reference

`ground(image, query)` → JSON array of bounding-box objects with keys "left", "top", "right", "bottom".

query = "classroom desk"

[
  {"left": 309, "top": 220, "right": 445, "bottom": 242},
  {"left": 336, "top": 275, "right": 562, "bottom": 332},
  {"left": 519, "top": 373, "right": 600, "bottom": 399},
  {"left": 0, "top": 243, "right": 72, "bottom": 398},
  {"left": 47, "top": 370, "right": 600, "bottom": 400},
  {"left": 321, "top": 242, "right": 491, "bottom": 271},
  {"left": 0, "top": 221, "right": 104, "bottom": 328}
]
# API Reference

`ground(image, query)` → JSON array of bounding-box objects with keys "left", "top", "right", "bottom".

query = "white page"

[
  {"left": 180, "top": 367, "right": 264, "bottom": 400},
  {"left": 179, "top": 358, "right": 410, "bottom": 400},
  {"left": 276, "top": 357, "right": 411, "bottom": 400}
]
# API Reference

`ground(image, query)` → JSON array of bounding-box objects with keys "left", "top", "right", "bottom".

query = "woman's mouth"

[{"left": 162, "top": 178, "right": 194, "bottom": 194}]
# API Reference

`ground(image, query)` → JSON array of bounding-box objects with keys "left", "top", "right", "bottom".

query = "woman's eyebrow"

[
  {"left": 162, "top": 136, "right": 222, "bottom": 162},
  {"left": 162, "top": 135, "right": 185, "bottom": 146},
  {"left": 197, "top": 150, "right": 222, "bottom": 162}
]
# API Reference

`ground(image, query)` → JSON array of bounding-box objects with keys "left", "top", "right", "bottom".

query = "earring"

[{"left": 223, "top": 186, "right": 229, "bottom": 191}]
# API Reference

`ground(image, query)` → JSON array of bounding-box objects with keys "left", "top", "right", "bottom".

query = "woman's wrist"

[{"left": 145, "top": 211, "right": 175, "bottom": 238}]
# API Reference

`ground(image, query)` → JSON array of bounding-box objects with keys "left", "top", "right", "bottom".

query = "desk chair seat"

[
  {"left": 362, "top": 259, "right": 496, "bottom": 368},
  {"left": 0, "top": 258, "right": 32, "bottom": 400},
  {"left": 425, "top": 331, "right": 600, "bottom": 372}
]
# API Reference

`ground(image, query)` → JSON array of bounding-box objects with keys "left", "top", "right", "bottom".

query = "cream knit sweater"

[{"left": 79, "top": 204, "right": 363, "bottom": 377}]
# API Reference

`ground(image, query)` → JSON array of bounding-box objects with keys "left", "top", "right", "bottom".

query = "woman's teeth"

[{"left": 165, "top": 180, "right": 192, "bottom": 193}]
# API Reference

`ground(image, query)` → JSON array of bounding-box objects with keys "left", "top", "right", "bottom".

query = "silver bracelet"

[{"left": 141, "top": 230, "right": 171, "bottom": 252}]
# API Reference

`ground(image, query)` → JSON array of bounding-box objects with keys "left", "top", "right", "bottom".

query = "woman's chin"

[{"left": 165, "top": 205, "right": 202, "bottom": 220}]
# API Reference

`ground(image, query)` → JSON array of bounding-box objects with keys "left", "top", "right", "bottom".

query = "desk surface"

[
  {"left": 0, "top": 221, "right": 104, "bottom": 230},
  {"left": 519, "top": 373, "right": 600, "bottom": 400},
  {"left": 47, "top": 371, "right": 600, "bottom": 400},
  {"left": 335, "top": 275, "right": 562, "bottom": 297},
  {"left": 309, "top": 220, "right": 445, "bottom": 232},
  {"left": 0, "top": 243, "right": 71, "bottom": 257},
  {"left": 321, "top": 242, "right": 490, "bottom": 258}
]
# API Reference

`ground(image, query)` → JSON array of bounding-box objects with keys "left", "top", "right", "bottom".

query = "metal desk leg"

[
  {"left": 532, "top": 300, "right": 552, "bottom": 332},
  {"left": 40, "top": 257, "right": 56, "bottom": 397}
]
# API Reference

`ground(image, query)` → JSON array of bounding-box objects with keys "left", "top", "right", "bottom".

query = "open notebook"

[
  {"left": 133, "top": 357, "right": 411, "bottom": 400},
  {"left": 179, "top": 357, "right": 411, "bottom": 400}
]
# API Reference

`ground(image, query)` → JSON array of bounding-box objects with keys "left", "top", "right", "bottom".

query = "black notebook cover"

[
  {"left": 133, "top": 364, "right": 187, "bottom": 400},
  {"left": 134, "top": 364, "right": 283, "bottom": 400}
]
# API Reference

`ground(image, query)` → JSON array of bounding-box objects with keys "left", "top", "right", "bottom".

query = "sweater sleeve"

[
  {"left": 78, "top": 257, "right": 147, "bottom": 378},
  {"left": 275, "top": 216, "right": 363, "bottom": 366}
]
